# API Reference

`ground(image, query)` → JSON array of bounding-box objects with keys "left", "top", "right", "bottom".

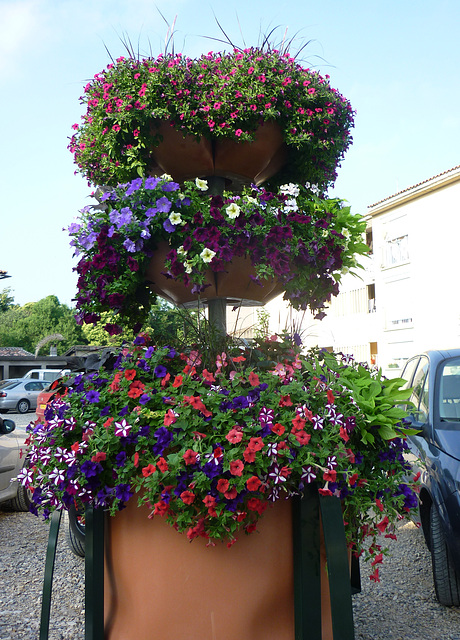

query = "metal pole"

[{"left": 206, "top": 176, "right": 227, "bottom": 337}]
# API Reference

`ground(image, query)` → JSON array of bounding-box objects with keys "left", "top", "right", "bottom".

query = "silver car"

[
  {"left": 0, "top": 417, "right": 30, "bottom": 510},
  {"left": 0, "top": 379, "right": 50, "bottom": 414}
]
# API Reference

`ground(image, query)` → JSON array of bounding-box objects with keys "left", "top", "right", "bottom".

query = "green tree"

[
  {"left": 0, "top": 287, "right": 16, "bottom": 313},
  {"left": 0, "top": 295, "right": 87, "bottom": 355}
]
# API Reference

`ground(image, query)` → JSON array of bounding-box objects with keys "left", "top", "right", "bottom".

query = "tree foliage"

[
  {"left": 0, "top": 295, "right": 87, "bottom": 355},
  {"left": 0, "top": 287, "right": 16, "bottom": 313}
]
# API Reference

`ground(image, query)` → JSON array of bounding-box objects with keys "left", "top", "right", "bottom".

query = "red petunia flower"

[
  {"left": 183, "top": 449, "right": 198, "bottom": 465},
  {"left": 157, "top": 457, "right": 169, "bottom": 473},
  {"left": 217, "top": 478, "right": 230, "bottom": 493},
  {"left": 247, "top": 437, "right": 264, "bottom": 452},
  {"left": 278, "top": 395, "right": 293, "bottom": 407},
  {"left": 246, "top": 476, "right": 262, "bottom": 491},
  {"left": 230, "top": 460, "right": 244, "bottom": 476},
  {"left": 226, "top": 428, "right": 243, "bottom": 444},
  {"left": 295, "top": 430, "right": 311, "bottom": 445},
  {"left": 172, "top": 374, "right": 183, "bottom": 388},
  {"left": 271, "top": 423, "right": 286, "bottom": 436},
  {"left": 142, "top": 464, "right": 156, "bottom": 477},
  {"left": 180, "top": 490, "right": 196, "bottom": 505}
]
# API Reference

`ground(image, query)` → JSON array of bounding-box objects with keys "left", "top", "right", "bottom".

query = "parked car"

[
  {"left": 0, "top": 416, "right": 31, "bottom": 511},
  {"left": 402, "top": 349, "right": 460, "bottom": 606},
  {"left": 35, "top": 377, "right": 68, "bottom": 422},
  {"left": 22, "top": 368, "right": 70, "bottom": 382},
  {"left": 0, "top": 379, "right": 50, "bottom": 414}
]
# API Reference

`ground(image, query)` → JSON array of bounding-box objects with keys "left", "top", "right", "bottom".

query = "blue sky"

[{"left": 1, "top": 0, "right": 459, "bottom": 307}]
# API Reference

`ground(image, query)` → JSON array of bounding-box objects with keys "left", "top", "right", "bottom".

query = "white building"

[{"left": 266, "top": 165, "right": 460, "bottom": 378}]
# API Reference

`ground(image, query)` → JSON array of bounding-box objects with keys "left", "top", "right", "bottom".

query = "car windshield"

[{"left": 439, "top": 358, "right": 460, "bottom": 421}]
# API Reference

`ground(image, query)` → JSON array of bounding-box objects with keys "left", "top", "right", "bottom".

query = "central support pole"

[{"left": 206, "top": 176, "right": 227, "bottom": 337}]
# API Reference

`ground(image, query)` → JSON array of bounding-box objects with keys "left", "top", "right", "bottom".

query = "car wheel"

[
  {"left": 64, "top": 506, "right": 85, "bottom": 558},
  {"left": 10, "top": 483, "right": 32, "bottom": 512},
  {"left": 16, "top": 399, "right": 30, "bottom": 414},
  {"left": 430, "top": 505, "right": 460, "bottom": 606}
]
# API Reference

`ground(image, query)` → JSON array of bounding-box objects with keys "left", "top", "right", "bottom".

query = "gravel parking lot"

[{"left": 2, "top": 412, "right": 460, "bottom": 639}]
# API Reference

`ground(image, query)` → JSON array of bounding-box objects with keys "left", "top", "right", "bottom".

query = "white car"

[{"left": 0, "top": 417, "right": 30, "bottom": 511}]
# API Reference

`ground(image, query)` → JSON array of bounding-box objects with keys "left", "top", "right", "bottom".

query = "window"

[
  {"left": 367, "top": 284, "right": 376, "bottom": 313},
  {"left": 384, "top": 234, "right": 409, "bottom": 267},
  {"left": 439, "top": 357, "right": 460, "bottom": 420},
  {"left": 366, "top": 227, "right": 373, "bottom": 254}
]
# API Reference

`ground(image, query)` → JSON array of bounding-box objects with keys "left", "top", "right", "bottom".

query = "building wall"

[{"left": 264, "top": 167, "right": 460, "bottom": 379}]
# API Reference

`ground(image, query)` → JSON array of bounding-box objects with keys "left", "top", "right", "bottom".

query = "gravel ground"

[{"left": 2, "top": 412, "right": 460, "bottom": 639}]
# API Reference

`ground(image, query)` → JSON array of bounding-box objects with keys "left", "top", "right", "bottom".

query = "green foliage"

[
  {"left": 0, "top": 287, "right": 16, "bottom": 313},
  {"left": 318, "top": 354, "right": 416, "bottom": 445},
  {"left": 0, "top": 295, "right": 87, "bottom": 355}
]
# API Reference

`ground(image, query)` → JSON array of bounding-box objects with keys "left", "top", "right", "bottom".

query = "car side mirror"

[{"left": 0, "top": 418, "right": 16, "bottom": 434}]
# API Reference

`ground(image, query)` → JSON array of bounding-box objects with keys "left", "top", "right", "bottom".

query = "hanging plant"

[
  {"left": 68, "top": 175, "right": 368, "bottom": 334},
  {"left": 69, "top": 47, "right": 354, "bottom": 190}
]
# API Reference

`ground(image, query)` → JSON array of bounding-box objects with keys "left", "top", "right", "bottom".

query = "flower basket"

[
  {"left": 145, "top": 243, "right": 283, "bottom": 307},
  {"left": 69, "top": 176, "right": 369, "bottom": 334},
  {"left": 69, "top": 48, "right": 355, "bottom": 191}
]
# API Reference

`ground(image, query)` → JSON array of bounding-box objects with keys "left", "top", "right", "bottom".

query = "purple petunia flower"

[
  {"left": 144, "top": 177, "right": 159, "bottom": 189},
  {"left": 156, "top": 196, "right": 172, "bottom": 213},
  {"left": 81, "top": 460, "right": 102, "bottom": 478},
  {"left": 123, "top": 238, "right": 136, "bottom": 252},
  {"left": 85, "top": 390, "right": 100, "bottom": 403},
  {"left": 125, "top": 178, "right": 143, "bottom": 195},
  {"left": 114, "top": 483, "right": 133, "bottom": 502},
  {"left": 161, "top": 181, "right": 180, "bottom": 192},
  {"left": 163, "top": 219, "right": 176, "bottom": 233},
  {"left": 154, "top": 365, "right": 167, "bottom": 378}
]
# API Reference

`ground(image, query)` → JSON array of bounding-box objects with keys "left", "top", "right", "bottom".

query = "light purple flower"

[
  {"left": 163, "top": 219, "right": 176, "bottom": 233},
  {"left": 123, "top": 238, "right": 136, "bottom": 252},
  {"left": 144, "top": 177, "right": 160, "bottom": 189},
  {"left": 156, "top": 196, "right": 172, "bottom": 213}
]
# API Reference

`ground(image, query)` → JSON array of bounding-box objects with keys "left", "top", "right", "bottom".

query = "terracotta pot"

[
  {"left": 149, "top": 122, "right": 215, "bottom": 183},
  {"left": 213, "top": 121, "right": 288, "bottom": 186},
  {"left": 148, "top": 121, "right": 287, "bottom": 187},
  {"left": 144, "top": 243, "right": 284, "bottom": 307},
  {"left": 144, "top": 242, "right": 217, "bottom": 306},
  {"left": 104, "top": 498, "right": 336, "bottom": 640}
]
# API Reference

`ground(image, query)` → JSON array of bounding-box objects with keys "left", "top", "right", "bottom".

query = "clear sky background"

[{"left": 1, "top": 0, "right": 459, "bottom": 307}]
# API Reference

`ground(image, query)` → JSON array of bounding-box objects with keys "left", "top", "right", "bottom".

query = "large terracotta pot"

[
  {"left": 144, "top": 243, "right": 284, "bottom": 307},
  {"left": 104, "top": 498, "right": 335, "bottom": 640},
  {"left": 149, "top": 122, "right": 215, "bottom": 182},
  {"left": 148, "top": 121, "right": 288, "bottom": 187}
]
